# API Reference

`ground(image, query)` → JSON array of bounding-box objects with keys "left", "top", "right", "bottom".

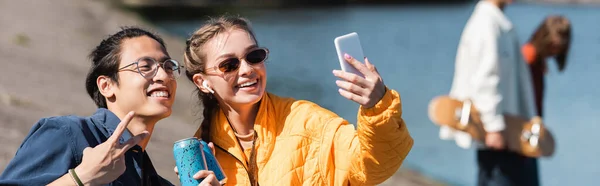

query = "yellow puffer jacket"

[{"left": 194, "top": 87, "right": 413, "bottom": 185}]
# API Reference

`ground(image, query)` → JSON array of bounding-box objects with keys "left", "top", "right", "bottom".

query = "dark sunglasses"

[{"left": 207, "top": 48, "right": 269, "bottom": 74}]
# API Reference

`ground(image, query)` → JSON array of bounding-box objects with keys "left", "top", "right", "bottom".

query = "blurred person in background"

[
  {"left": 440, "top": 0, "right": 540, "bottom": 185},
  {"left": 522, "top": 15, "right": 572, "bottom": 117}
]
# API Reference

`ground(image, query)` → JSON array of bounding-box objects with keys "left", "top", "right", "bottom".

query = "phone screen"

[{"left": 334, "top": 32, "right": 365, "bottom": 78}]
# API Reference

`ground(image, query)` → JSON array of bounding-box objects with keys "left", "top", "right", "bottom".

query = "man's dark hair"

[{"left": 85, "top": 27, "right": 167, "bottom": 108}]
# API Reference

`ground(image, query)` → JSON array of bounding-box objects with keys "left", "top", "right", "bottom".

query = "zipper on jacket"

[{"left": 215, "top": 144, "right": 255, "bottom": 185}]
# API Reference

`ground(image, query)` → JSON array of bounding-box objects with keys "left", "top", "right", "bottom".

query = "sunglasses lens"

[
  {"left": 218, "top": 59, "right": 241, "bottom": 73},
  {"left": 213, "top": 48, "right": 267, "bottom": 73},
  {"left": 246, "top": 49, "right": 267, "bottom": 64}
]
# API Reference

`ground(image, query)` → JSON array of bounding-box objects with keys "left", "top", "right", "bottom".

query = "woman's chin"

[{"left": 233, "top": 92, "right": 264, "bottom": 106}]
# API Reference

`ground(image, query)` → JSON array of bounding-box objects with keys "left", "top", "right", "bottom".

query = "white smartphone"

[{"left": 334, "top": 32, "right": 365, "bottom": 78}]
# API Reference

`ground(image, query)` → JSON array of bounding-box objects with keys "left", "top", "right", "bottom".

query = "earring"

[{"left": 202, "top": 81, "right": 215, "bottom": 94}]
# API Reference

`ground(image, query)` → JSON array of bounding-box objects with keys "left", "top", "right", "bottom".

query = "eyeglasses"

[
  {"left": 119, "top": 57, "right": 183, "bottom": 79},
  {"left": 206, "top": 48, "right": 269, "bottom": 74}
]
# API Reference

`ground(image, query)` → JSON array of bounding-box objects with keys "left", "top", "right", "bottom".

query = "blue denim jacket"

[{"left": 0, "top": 108, "right": 174, "bottom": 186}]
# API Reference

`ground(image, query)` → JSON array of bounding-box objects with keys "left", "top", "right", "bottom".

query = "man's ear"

[
  {"left": 193, "top": 74, "right": 212, "bottom": 94},
  {"left": 97, "top": 75, "right": 116, "bottom": 99}
]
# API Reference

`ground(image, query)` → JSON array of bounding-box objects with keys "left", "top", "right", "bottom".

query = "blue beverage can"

[
  {"left": 173, "top": 137, "right": 206, "bottom": 186},
  {"left": 173, "top": 137, "right": 227, "bottom": 185},
  {"left": 199, "top": 140, "right": 227, "bottom": 183}
]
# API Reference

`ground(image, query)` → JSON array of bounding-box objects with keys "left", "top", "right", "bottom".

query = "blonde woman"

[{"left": 180, "top": 15, "right": 413, "bottom": 185}]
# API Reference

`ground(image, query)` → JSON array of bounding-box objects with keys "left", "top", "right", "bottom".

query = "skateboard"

[{"left": 428, "top": 95, "right": 555, "bottom": 158}]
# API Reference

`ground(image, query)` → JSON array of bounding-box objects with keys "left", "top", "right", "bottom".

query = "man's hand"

[{"left": 485, "top": 132, "right": 505, "bottom": 150}]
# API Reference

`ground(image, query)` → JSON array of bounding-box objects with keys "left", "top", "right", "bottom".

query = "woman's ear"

[
  {"left": 97, "top": 75, "right": 116, "bottom": 99},
  {"left": 193, "top": 74, "right": 214, "bottom": 94}
]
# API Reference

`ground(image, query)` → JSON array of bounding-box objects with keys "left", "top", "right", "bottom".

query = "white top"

[{"left": 439, "top": 0, "right": 537, "bottom": 149}]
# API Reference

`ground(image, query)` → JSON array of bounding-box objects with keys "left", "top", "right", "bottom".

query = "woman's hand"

[
  {"left": 174, "top": 142, "right": 217, "bottom": 180},
  {"left": 73, "top": 111, "right": 149, "bottom": 185},
  {"left": 333, "top": 54, "right": 386, "bottom": 108},
  {"left": 174, "top": 169, "right": 220, "bottom": 186},
  {"left": 194, "top": 170, "right": 221, "bottom": 186}
]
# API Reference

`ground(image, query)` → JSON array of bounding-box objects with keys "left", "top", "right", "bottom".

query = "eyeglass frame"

[
  {"left": 118, "top": 57, "right": 184, "bottom": 79},
  {"left": 204, "top": 47, "right": 269, "bottom": 75}
]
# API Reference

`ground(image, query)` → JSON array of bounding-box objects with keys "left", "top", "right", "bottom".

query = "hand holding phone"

[{"left": 332, "top": 32, "right": 387, "bottom": 108}]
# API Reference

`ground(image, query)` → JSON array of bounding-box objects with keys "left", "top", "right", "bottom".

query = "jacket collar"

[
  {"left": 210, "top": 92, "right": 277, "bottom": 168},
  {"left": 90, "top": 108, "right": 134, "bottom": 146}
]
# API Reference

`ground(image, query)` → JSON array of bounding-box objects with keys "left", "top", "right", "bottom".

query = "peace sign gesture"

[
  {"left": 333, "top": 54, "right": 387, "bottom": 109},
  {"left": 73, "top": 111, "right": 149, "bottom": 185}
]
